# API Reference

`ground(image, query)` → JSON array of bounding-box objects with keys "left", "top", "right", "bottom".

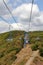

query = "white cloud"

[
  {"left": 0, "top": 0, "right": 9, "bottom": 3},
  {"left": 15, "top": 4, "right": 39, "bottom": 15},
  {"left": 0, "top": 0, "right": 13, "bottom": 19},
  {"left": 0, "top": 21, "right": 9, "bottom": 33},
  {"left": 12, "top": 3, "right": 43, "bottom": 31},
  {"left": 0, "top": 3, "right": 43, "bottom": 33},
  {"left": 0, "top": 21, "right": 13, "bottom": 33},
  {"left": 13, "top": 3, "right": 39, "bottom": 21}
]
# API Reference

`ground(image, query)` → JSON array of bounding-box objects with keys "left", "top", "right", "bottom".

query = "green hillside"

[
  {"left": 0, "top": 31, "right": 43, "bottom": 65},
  {"left": 0, "top": 31, "right": 24, "bottom": 65}
]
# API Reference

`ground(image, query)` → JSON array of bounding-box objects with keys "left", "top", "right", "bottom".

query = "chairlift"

[
  {"left": 0, "top": 16, "right": 13, "bottom": 42},
  {"left": 6, "top": 25, "right": 13, "bottom": 42},
  {"left": 6, "top": 37, "right": 13, "bottom": 42},
  {"left": 23, "top": 0, "right": 34, "bottom": 46},
  {"left": 3, "top": 0, "right": 20, "bottom": 42},
  {"left": 3, "top": 0, "right": 34, "bottom": 46}
]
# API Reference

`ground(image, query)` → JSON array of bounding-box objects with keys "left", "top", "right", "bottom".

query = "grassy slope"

[
  {"left": 0, "top": 31, "right": 43, "bottom": 65},
  {"left": 0, "top": 31, "right": 24, "bottom": 65}
]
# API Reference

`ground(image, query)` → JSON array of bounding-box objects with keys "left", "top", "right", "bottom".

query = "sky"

[{"left": 0, "top": 0, "right": 43, "bottom": 33}]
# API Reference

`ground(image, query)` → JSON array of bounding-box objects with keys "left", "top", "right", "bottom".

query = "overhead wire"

[
  {"left": 0, "top": 16, "right": 13, "bottom": 31},
  {"left": 29, "top": 0, "right": 34, "bottom": 31},
  {"left": 0, "top": 0, "right": 34, "bottom": 44},
  {"left": 28, "top": 0, "right": 34, "bottom": 43},
  {"left": 0, "top": 16, "right": 14, "bottom": 41},
  {"left": 2, "top": 0, "right": 34, "bottom": 42},
  {"left": 3, "top": 0, "right": 34, "bottom": 31},
  {"left": 0, "top": 16, "right": 9, "bottom": 24},
  {"left": 3, "top": 0, "right": 22, "bottom": 30},
  {"left": 3, "top": 0, "right": 34, "bottom": 32}
]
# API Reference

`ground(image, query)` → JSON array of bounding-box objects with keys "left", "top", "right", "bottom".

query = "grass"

[
  {"left": 0, "top": 31, "right": 24, "bottom": 65},
  {"left": 0, "top": 31, "right": 43, "bottom": 65}
]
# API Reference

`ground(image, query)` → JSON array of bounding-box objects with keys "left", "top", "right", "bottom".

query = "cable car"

[
  {"left": 0, "top": 16, "right": 13, "bottom": 42},
  {"left": 6, "top": 25, "right": 13, "bottom": 42}
]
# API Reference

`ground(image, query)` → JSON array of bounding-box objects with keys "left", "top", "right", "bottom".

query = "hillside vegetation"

[
  {"left": 30, "top": 31, "right": 43, "bottom": 57},
  {"left": 0, "top": 31, "right": 24, "bottom": 65},
  {"left": 0, "top": 31, "right": 43, "bottom": 65}
]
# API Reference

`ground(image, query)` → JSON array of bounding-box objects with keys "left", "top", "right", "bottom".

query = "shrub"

[
  {"left": 39, "top": 47, "right": 43, "bottom": 57},
  {"left": 0, "top": 52, "right": 4, "bottom": 58},
  {"left": 11, "top": 55, "right": 17, "bottom": 61},
  {"left": 31, "top": 43, "right": 38, "bottom": 51},
  {"left": 7, "top": 47, "right": 15, "bottom": 53},
  {"left": 15, "top": 48, "right": 21, "bottom": 54}
]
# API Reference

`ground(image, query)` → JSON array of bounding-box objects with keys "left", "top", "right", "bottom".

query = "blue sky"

[
  {"left": 7, "top": 0, "right": 43, "bottom": 11},
  {"left": 35, "top": 0, "right": 43, "bottom": 11},
  {"left": 3, "top": 0, "right": 43, "bottom": 22},
  {"left": 0, "top": 0, "right": 43, "bottom": 22},
  {"left": 0, "top": 0, "right": 43, "bottom": 33}
]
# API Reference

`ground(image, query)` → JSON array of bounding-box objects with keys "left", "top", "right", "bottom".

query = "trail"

[
  {"left": 25, "top": 50, "right": 39, "bottom": 65},
  {"left": 12, "top": 45, "right": 32, "bottom": 65},
  {"left": 12, "top": 45, "right": 39, "bottom": 65}
]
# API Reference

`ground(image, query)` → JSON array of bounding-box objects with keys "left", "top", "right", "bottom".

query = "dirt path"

[
  {"left": 12, "top": 45, "right": 32, "bottom": 65},
  {"left": 25, "top": 50, "right": 39, "bottom": 65}
]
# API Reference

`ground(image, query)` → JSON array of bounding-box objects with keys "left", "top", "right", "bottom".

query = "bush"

[
  {"left": 11, "top": 55, "right": 17, "bottom": 61},
  {"left": 31, "top": 43, "right": 38, "bottom": 51},
  {"left": 15, "top": 48, "right": 21, "bottom": 54},
  {"left": 7, "top": 47, "right": 15, "bottom": 53},
  {"left": 0, "top": 52, "right": 4, "bottom": 58},
  {"left": 39, "top": 47, "right": 43, "bottom": 57}
]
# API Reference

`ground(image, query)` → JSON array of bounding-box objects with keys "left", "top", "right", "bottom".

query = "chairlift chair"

[
  {"left": 6, "top": 33, "right": 13, "bottom": 42},
  {"left": 6, "top": 25, "right": 13, "bottom": 42},
  {"left": 0, "top": 16, "right": 13, "bottom": 42}
]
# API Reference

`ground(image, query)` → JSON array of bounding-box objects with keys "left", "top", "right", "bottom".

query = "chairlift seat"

[{"left": 6, "top": 37, "right": 13, "bottom": 42}]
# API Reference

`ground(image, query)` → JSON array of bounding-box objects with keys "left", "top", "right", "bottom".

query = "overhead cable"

[
  {"left": 0, "top": 16, "right": 13, "bottom": 31},
  {"left": 29, "top": 0, "right": 34, "bottom": 30},
  {"left": 3, "top": 0, "right": 21, "bottom": 30}
]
